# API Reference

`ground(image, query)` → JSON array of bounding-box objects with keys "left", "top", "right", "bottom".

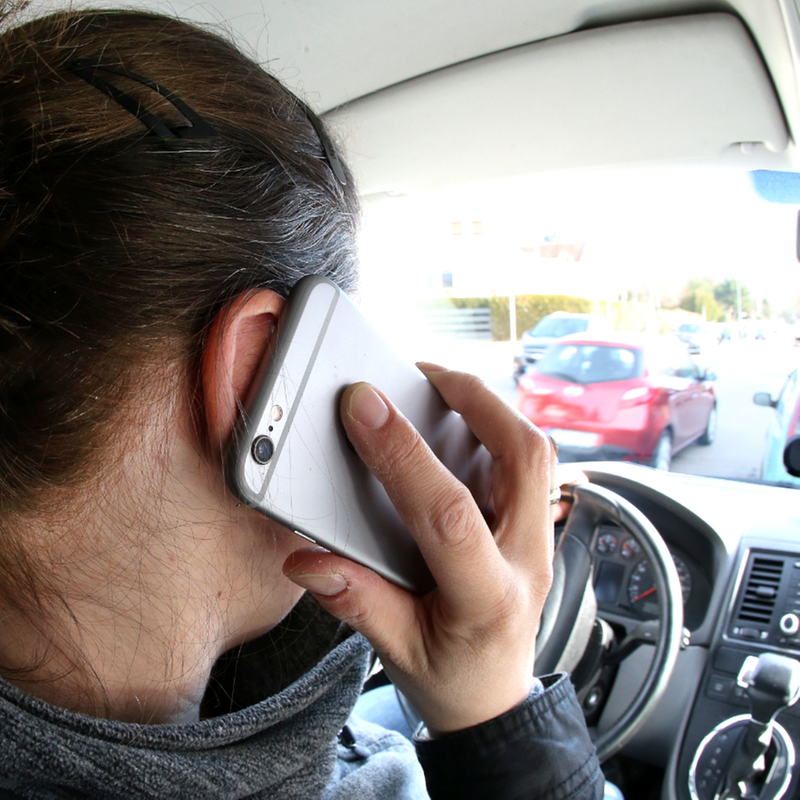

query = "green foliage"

[
  {"left": 714, "top": 277, "right": 754, "bottom": 318},
  {"left": 679, "top": 277, "right": 725, "bottom": 322},
  {"left": 676, "top": 276, "right": 758, "bottom": 321}
]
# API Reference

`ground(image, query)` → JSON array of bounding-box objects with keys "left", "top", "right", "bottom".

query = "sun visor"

[{"left": 328, "top": 13, "right": 790, "bottom": 195}]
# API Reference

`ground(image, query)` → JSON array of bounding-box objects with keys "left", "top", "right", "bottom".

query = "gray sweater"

[{"left": 0, "top": 597, "right": 602, "bottom": 799}]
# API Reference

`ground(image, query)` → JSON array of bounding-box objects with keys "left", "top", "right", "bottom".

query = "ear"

[{"left": 202, "top": 289, "right": 285, "bottom": 453}]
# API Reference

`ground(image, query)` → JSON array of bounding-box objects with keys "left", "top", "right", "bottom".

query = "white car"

[{"left": 514, "top": 311, "right": 613, "bottom": 380}]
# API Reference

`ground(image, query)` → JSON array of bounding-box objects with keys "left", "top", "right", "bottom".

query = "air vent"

[{"left": 737, "top": 557, "right": 784, "bottom": 626}]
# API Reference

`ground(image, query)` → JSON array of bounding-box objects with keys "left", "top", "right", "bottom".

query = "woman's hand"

[
  {"left": 552, "top": 463, "right": 588, "bottom": 523},
  {"left": 283, "top": 364, "right": 557, "bottom": 736}
]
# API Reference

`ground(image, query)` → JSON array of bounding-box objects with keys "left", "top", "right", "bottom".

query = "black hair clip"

[
  {"left": 66, "top": 58, "right": 217, "bottom": 139},
  {"left": 295, "top": 98, "right": 347, "bottom": 186}
]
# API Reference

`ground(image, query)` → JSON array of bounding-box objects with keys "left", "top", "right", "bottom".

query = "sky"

[{"left": 357, "top": 165, "right": 800, "bottom": 321}]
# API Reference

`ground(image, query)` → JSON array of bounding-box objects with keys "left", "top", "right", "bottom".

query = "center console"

[{"left": 674, "top": 549, "right": 800, "bottom": 800}]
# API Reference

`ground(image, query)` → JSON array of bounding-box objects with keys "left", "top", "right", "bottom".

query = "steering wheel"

[
  {"left": 538, "top": 481, "right": 684, "bottom": 762},
  {"left": 396, "top": 480, "right": 684, "bottom": 764}
]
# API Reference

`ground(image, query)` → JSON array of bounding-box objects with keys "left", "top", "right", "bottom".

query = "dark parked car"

[{"left": 518, "top": 333, "right": 717, "bottom": 470}]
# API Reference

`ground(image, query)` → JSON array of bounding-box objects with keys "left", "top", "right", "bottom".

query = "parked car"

[
  {"left": 674, "top": 322, "right": 709, "bottom": 354},
  {"left": 513, "top": 311, "right": 611, "bottom": 380},
  {"left": 753, "top": 369, "right": 800, "bottom": 487},
  {"left": 518, "top": 333, "right": 717, "bottom": 470}
]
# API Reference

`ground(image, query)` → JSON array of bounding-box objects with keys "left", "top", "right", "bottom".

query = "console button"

[
  {"left": 780, "top": 613, "right": 800, "bottom": 636},
  {"left": 707, "top": 674, "right": 734, "bottom": 700}
]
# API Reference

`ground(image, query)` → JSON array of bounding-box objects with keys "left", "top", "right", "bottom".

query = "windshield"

[
  {"left": 358, "top": 166, "right": 800, "bottom": 486},
  {"left": 530, "top": 317, "right": 588, "bottom": 338},
  {"left": 537, "top": 344, "right": 643, "bottom": 384}
]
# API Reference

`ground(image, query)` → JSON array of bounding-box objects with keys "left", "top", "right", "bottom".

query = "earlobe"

[{"left": 202, "top": 289, "right": 285, "bottom": 453}]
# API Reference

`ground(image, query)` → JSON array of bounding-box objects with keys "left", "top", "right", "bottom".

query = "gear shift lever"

[
  {"left": 689, "top": 653, "right": 800, "bottom": 800},
  {"left": 716, "top": 654, "right": 800, "bottom": 799},
  {"left": 739, "top": 653, "right": 800, "bottom": 726}
]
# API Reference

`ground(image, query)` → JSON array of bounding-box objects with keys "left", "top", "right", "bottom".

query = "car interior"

[{"left": 27, "top": 0, "right": 800, "bottom": 798}]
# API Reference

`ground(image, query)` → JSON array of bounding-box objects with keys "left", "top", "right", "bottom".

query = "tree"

[
  {"left": 714, "top": 278, "right": 754, "bottom": 319},
  {"left": 680, "top": 278, "right": 724, "bottom": 322}
]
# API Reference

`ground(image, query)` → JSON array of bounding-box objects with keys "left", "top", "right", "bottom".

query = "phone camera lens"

[{"left": 251, "top": 435, "right": 274, "bottom": 465}]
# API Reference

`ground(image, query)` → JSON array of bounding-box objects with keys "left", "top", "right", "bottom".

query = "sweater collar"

[{"left": 0, "top": 599, "right": 372, "bottom": 797}]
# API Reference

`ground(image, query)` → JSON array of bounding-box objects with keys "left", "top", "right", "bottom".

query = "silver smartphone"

[{"left": 225, "top": 275, "right": 492, "bottom": 594}]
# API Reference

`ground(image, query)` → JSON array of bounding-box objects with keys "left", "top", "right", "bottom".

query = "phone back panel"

[{"left": 226, "top": 276, "right": 490, "bottom": 594}]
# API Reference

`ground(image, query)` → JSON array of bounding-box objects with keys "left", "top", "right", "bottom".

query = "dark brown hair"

[{"left": 0, "top": 6, "right": 360, "bottom": 526}]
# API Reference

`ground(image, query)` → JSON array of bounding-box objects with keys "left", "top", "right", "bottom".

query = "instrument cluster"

[{"left": 592, "top": 523, "right": 701, "bottom": 625}]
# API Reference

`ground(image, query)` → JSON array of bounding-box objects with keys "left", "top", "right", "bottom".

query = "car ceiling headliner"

[
  {"left": 21, "top": 0, "right": 795, "bottom": 114},
  {"left": 20, "top": 0, "right": 800, "bottom": 187}
]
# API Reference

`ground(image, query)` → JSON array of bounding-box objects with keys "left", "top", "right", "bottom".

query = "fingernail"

[
  {"left": 348, "top": 383, "right": 389, "bottom": 429},
  {"left": 416, "top": 362, "right": 448, "bottom": 374},
  {"left": 286, "top": 572, "right": 348, "bottom": 596}
]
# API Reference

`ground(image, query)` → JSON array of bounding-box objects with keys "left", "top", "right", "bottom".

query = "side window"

[
  {"left": 650, "top": 344, "right": 677, "bottom": 377},
  {"left": 657, "top": 362, "right": 677, "bottom": 378},
  {"left": 656, "top": 341, "right": 697, "bottom": 379}
]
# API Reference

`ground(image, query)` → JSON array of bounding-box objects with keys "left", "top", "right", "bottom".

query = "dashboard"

[{"left": 572, "top": 462, "right": 800, "bottom": 800}]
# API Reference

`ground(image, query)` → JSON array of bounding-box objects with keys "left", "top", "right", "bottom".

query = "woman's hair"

[
  {"left": 0, "top": 5, "right": 360, "bottom": 516},
  {"left": 0, "top": 4, "right": 360, "bottom": 620}
]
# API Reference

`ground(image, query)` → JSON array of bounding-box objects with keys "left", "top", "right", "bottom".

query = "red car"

[{"left": 517, "top": 333, "right": 717, "bottom": 470}]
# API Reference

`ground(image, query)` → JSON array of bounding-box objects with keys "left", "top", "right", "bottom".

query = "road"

[{"left": 408, "top": 337, "right": 799, "bottom": 483}]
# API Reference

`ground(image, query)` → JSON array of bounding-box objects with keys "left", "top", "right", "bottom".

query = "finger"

[
  {"left": 555, "top": 464, "right": 589, "bottom": 486},
  {"left": 340, "top": 381, "right": 507, "bottom": 614},
  {"left": 553, "top": 499, "right": 572, "bottom": 524},
  {"left": 282, "top": 547, "right": 419, "bottom": 662},
  {"left": 553, "top": 465, "right": 588, "bottom": 522},
  {"left": 417, "top": 365, "right": 556, "bottom": 572}
]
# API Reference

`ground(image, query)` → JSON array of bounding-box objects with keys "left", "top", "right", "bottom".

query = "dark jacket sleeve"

[{"left": 414, "top": 674, "right": 603, "bottom": 800}]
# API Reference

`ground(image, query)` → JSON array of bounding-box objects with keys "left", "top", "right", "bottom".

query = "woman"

[{"left": 0, "top": 5, "right": 602, "bottom": 797}]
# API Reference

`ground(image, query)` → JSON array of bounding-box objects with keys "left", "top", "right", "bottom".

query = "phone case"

[{"left": 225, "top": 275, "right": 491, "bottom": 594}]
